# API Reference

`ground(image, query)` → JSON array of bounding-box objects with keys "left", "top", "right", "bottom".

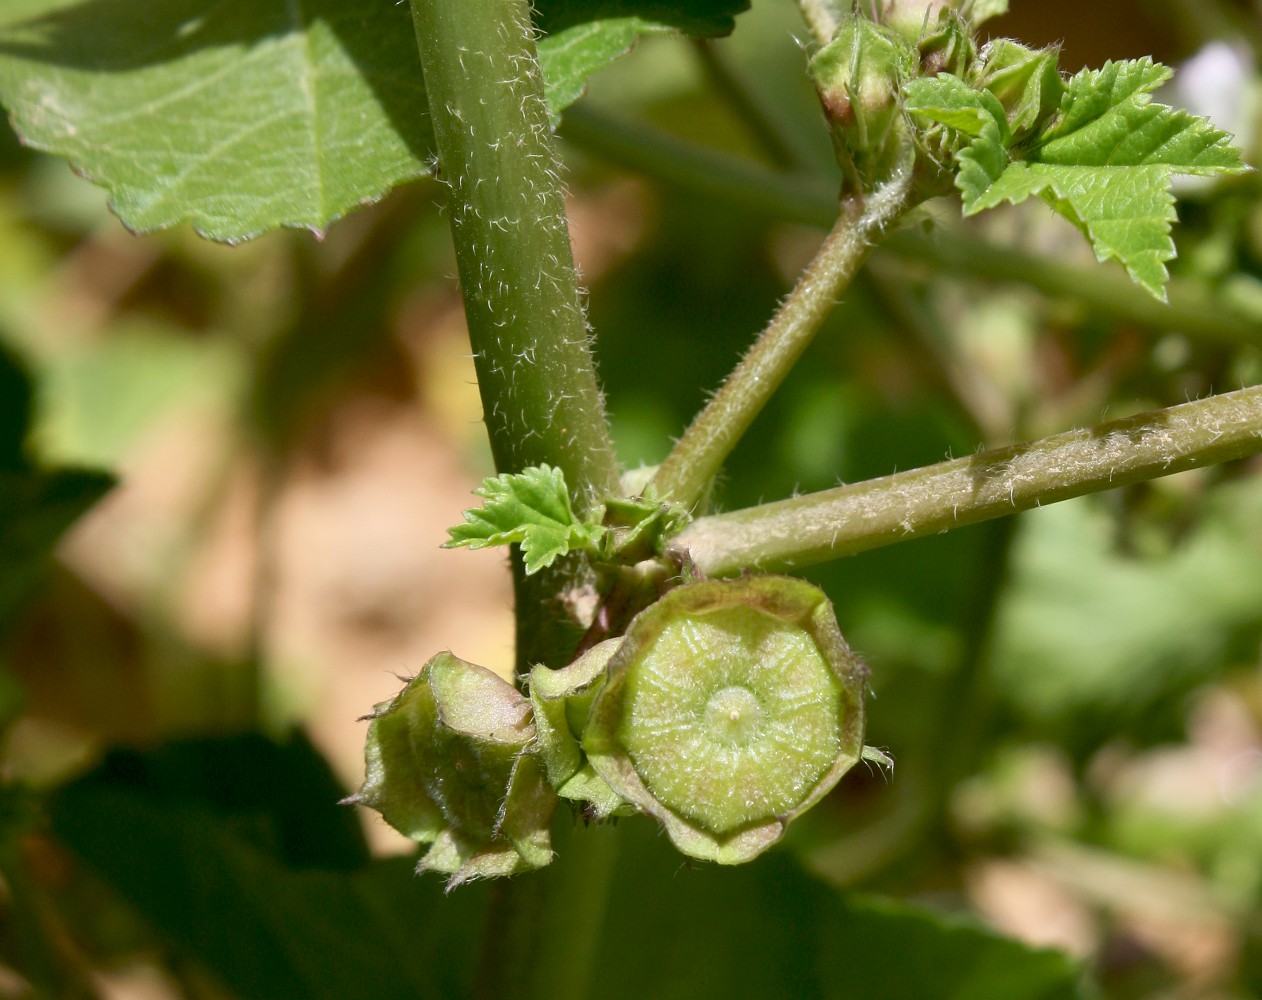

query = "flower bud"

[
  {"left": 810, "top": 14, "right": 918, "bottom": 191},
  {"left": 350, "top": 652, "right": 555, "bottom": 887},
  {"left": 582, "top": 576, "right": 869, "bottom": 863},
  {"left": 881, "top": 0, "right": 1007, "bottom": 44},
  {"left": 974, "top": 38, "right": 1064, "bottom": 139},
  {"left": 880, "top": 0, "right": 954, "bottom": 45}
]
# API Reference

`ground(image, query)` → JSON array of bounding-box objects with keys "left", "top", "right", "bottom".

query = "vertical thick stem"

[
  {"left": 409, "top": 0, "right": 617, "bottom": 502},
  {"left": 410, "top": 0, "right": 619, "bottom": 670}
]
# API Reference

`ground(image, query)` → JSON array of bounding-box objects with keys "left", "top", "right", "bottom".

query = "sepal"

[
  {"left": 810, "top": 14, "right": 918, "bottom": 192},
  {"left": 974, "top": 38, "right": 1065, "bottom": 140},
  {"left": 529, "top": 638, "right": 630, "bottom": 819}
]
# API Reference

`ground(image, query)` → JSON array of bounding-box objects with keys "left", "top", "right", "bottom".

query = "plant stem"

[
  {"left": 882, "top": 229, "right": 1262, "bottom": 347},
  {"left": 650, "top": 167, "right": 916, "bottom": 508},
  {"left": 560, "top": 106, "right": 1262, "bottom": 345},
  {"left": 409, "top": 0, "right": 617, "bottom": 506},
  {"left": 410, "top": 0, "right": 619, "bottom": 671},
  {"left": 675, "top": 384, "right": 1262, "bottom": 575}
]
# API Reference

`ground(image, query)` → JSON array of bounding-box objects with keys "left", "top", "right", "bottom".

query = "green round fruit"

[{"left": 583, "top": 576, "right": 868, "bottom": 863}]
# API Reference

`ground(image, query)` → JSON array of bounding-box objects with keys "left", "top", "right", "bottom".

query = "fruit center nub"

[{"left": 704, "top": 685, "right": 763, "bottom": 746}]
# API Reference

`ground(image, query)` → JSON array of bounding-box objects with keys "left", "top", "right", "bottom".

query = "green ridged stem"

[{"left": 675, "top": 384, "right": 1262, "bottom": 575}]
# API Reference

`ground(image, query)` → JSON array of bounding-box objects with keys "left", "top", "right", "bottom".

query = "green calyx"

[
  {"left": 582, "top": 576, "right": 869, "bottom": 864},
  {"left": 974, "top": 38, "right": 1064, "bottom": 140},
  {"left": 349, "top": 652, "right": 556, "bottom": 887},
  {"left": 879, "top": 0, "right": 1008, "bottom": 47},
  {"left": 529, "top": 638, "right": 631, "bottom": 820}
]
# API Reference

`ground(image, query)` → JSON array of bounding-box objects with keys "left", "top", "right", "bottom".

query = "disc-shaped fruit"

[{"left": 583, "top": 576, "right": 868, "bottom": 863}]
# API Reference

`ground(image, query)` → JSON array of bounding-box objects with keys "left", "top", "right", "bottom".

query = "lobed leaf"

[
  {"left": 905, "top": 73, "right": 1010, "bottom": 142},
  {"left": 0, "top": 0, "right": 435, "bottom": 241},
  {"left": 444, "top": 464, "right": 604, "bottom": 574},
  {"left": 540, "top": 20, "right": 646, "bottom": 117},
  {"left": 954, "top": 57, "right": 1249, "bottom": 299},
  {"left": 51, "top": 736, "right": 487, "bottom": 1000},
  {"left": 552, "top": 819, "right": 1094, "bottom": 1000},
  {"left": 953, "top": 115, "right": 1010, "bottom": 205},
  {"left": 51, "top": 736, "right": 1092, "bottom": 1000}
]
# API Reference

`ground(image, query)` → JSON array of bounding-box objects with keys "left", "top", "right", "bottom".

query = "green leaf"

[
  {"left": 539, "top": 3, "right": 751, "bottom": 118},
  {"left": 0, "top": 0, "right": 435, "bottom": 241},
  {"left": 540, "top": 21, "right": 645, "bottom": 116},
  {"left": 0, "top": 0, "right": 748, "bottom": 241},
  {"left": 536, "top": 0, "right": 748, "bottom": 38},
  {"left": 954, "top": 116, "right": 1014, "bottom": 206},
  {"left": 988, "top": 483, "right": 1262, "bottom": 751},
  {"left": 958, "top": 58, "right": 1249, "bottom": 299},
  {"left": 516, "top": 819, "right": 1094, "bottom": 1000},
  {"left": 52, "top": 737, "right": 1094, "bottom": 1000},
  {"left": 445, "top": 464, "right": 603, "bottom": 574}
]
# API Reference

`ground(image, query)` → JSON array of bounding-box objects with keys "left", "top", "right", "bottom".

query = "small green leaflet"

[
  {"left": 445, "top": 465, "right": 605, "bottom": 575},
  {"left": 908, "top": 57, "right": 1249, "bottom": 300}
]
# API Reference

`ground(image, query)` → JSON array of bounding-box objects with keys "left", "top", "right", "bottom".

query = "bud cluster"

[{"left": 809, "top": 2, "right": 1065, "bottom": 197}]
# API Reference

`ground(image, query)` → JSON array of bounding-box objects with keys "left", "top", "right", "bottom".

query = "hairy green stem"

[
  {"left": 651, "top": 167, "right": 917, "bottom": 508},
  {"left": 560, "top": 107, "right": 1262, "bottom": 345},
  {"left": 409, "top": 0, "right": 617, "bottom": 503},
  {"left": 675, "top": 384, "right": 1262, "bottom": 574},
  {"left": 410, "top": 0, "right": 618, "bottom": 671}
]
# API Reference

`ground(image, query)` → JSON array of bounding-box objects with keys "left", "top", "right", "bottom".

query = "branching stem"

[
  {"left": 674, "top": 385, "right": 1262, "bottom": 575},
  {"left": 650, "top": 167, "right": 917, "bottom": 508}
]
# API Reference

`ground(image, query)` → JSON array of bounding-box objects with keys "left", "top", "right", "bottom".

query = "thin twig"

[
  {"left": 650, "top": 165, "right": 917, "bottom": 508},
  {"left": 559, "top": 106, "right": 1262, "bottom": 346}
]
